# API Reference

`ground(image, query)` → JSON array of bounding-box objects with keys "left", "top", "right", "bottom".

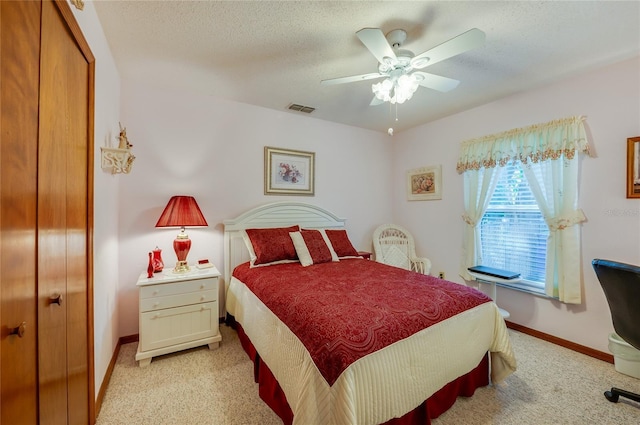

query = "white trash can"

[{"left": 608, "top": 333, "right": 640, "bottom": 379}]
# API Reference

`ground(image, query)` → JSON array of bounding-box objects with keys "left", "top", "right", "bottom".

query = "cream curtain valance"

[{"left": 456, "top": 116, "right": 591, "bottom": 174}]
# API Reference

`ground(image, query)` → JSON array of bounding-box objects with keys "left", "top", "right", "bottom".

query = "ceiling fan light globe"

[
  {"left": 371, "top": 80, "right": 391, "bottom": 102},
  {"left": 393, "top": 74, "right": 420, "bottom": 104},
  {"left": 395, "top": 93, "right": 407, "bottom": 104},
  {"left": 397, "top": 74, "right": 411, "bottom": 85}
]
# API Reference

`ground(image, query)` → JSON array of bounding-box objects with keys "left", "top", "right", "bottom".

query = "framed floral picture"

[
  {"left": 407, "top": 165, "right": 442, "bottom": 201},
  {"left": 627, "top": 136, "right": 640, "bottom": 198},
  {"left": 265, "top": 146, "right": 315, "bottom": 196}
]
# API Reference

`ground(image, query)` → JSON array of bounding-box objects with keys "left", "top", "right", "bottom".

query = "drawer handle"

[
  {"left": 153, "top": 302, "right": 160, "bottom": 308},
  {"left": 153, "top": 313, "right": 160, "bottom": 319}
]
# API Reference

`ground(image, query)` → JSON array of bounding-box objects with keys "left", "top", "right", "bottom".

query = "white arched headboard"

[{"left": 222, "top": 202, "right": 346, "bottom": 285}]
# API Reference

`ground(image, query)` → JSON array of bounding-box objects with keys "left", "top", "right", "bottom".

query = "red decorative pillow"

[
  {"left": 290, "top": 230, "right": 337, "bottom": 266},
  {"left": 245, "top": 225, "right": 300, "bottom": 267},
  {"left": 324, "top": 229, "right": 360, "bottom": 258}
]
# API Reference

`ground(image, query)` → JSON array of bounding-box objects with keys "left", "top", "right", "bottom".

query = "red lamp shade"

[{"left": 155, "top": 196, "right": 208, "bottom": 272}]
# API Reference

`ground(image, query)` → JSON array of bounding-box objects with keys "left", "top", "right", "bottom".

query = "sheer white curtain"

[
  {"left": 521, "top": 150, "right": 586, "bottom": 303},
  {"left": 457, "top": 116, "right": 591, "bottom": 303},
  {"left": 459, "top": 166, "right": 502, "bottom": 281}
]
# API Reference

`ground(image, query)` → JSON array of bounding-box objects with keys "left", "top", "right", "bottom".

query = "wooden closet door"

[
  {"left": 38, "top": 1, "right": 93, "bottom": 423},
  {"left": 0, "top": 1, "right": 41, "bottom": 424}
]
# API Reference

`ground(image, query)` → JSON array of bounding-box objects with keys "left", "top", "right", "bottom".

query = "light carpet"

[{"left": 96, "top": 325, "right": 640, "bottom": 424}]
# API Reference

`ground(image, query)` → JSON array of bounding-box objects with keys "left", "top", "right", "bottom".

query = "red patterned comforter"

[{"left": 232, "top": 259, "right": 492, "bottom": 386}]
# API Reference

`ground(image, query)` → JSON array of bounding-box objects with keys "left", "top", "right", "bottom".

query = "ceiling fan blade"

[
  {"left": 321, "top": 72, "right": 383, "bottom": 86},
  {"left": 414, "top": 72, "right": 460, "bottom": 92},
  {"left": 411, "top": 28, "right": 486, "bottom": 69},
  {"left": 356, "top": 28, "right": 397, "bottom": 64}
]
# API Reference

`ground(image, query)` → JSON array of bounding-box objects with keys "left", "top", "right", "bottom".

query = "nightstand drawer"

[
  {"left": 139, "top": 277, "right": 216, "bottom": 299},
  {"left": 140, "top": 290, "right": 216, "bottom": 312},
  {"left": 139, "top": 302, "right": 218, "bottom": 352}
]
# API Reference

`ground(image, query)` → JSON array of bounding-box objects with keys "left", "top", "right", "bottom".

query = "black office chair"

[{"left": 592, "top": 259, "right": 640, "bottom": 403}]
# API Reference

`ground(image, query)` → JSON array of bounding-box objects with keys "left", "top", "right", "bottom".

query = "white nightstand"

[{"left": 135, "top": 265, "right": 222, "bottom": 367}]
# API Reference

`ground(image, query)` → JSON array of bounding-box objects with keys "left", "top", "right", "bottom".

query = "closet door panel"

[
  {"left": 37, "top": 24, "right": 70, "bottom": 425},
  {"left": 0, "top": 1, "right": 41, "bottom": 424},
  {"left": 60, "top": 7, "right": 90, "bottom": 424},
  {"left": 1, "top": 1, "right": 93, "bottom": 422},
  {"left": 38, "top": 0, "right": 90, "bottom": 423}
]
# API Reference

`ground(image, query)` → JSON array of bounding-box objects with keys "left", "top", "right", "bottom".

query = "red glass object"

[
  {"left": 155, "top": 196, "right": 208, "bottom": 273},
  {"left": 152, "top": 246, "right": 164, "bottom": 273},
  {"left": 147, "top": 252, "right": 154, "bottom": 278}
]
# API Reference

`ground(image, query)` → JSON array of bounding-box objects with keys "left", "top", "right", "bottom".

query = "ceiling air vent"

[{"left": 288, "top": 103, "right": 315, "bottom": 114}]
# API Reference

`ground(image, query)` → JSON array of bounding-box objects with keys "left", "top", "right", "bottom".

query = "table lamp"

[{"left": 155, "top": 195, "right": 208, "bottom": 273}]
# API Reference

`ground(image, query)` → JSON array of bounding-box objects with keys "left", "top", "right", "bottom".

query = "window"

[
  {"left": 479, "top": 161, "right": 548, "bottom": 290},
  {"left": 459, "top": 117, "right": 588, "bottom": 303}
]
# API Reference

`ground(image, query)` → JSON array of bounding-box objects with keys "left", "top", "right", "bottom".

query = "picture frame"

[
  {"left": 407, "top": 165, "right": 442, "bottom": 201},
  {"left": 627, "top": 136, "right": 640, "bottom": 199},
  {"left": 265, "top": 146, "right": 315, "bottom": 196}
]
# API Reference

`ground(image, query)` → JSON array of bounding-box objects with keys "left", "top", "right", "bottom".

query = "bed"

[{"left": 223, "top": 202, "right": 516, "bottom": 425}]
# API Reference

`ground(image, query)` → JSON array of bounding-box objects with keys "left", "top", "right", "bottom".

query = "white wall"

[
  {"left": 393, "top": 56, "right": 640, "bottom": 353},
  {"left": 117, "top": 81, "right": 392, "bottom": 337},
  {"left": 71, "top": 2, "right": 122, "bottom": 398}
]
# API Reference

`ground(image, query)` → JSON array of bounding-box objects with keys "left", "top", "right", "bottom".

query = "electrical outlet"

[{"left": 438, "top": 272, "right": 445, "bottom": 279}]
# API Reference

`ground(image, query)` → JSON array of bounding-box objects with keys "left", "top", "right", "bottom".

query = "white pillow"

[
  {"left": 290, "top": 232, "right": 313, "bottom": 267},
  {"left": 241, "top": 229, "right": 258, "bottom": 264}
]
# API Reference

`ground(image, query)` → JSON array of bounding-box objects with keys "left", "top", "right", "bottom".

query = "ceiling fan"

[{"left": 321, "top": 27, "right": 486, "bottom": 105}]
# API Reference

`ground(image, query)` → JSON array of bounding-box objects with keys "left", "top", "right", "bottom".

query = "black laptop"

[{"left": 468, "top": 265, "right": 521, "bottom": 280}]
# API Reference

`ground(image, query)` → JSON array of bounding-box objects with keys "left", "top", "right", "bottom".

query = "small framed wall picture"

[
  {"left": 627, "top": 136, "right": 640, "bottom": 198},
  {"left": 407, "top": 165, "right": 442, "bottom": 201},
  {"left": 265, "top": 146, "right": 315, "bottom": 196}
]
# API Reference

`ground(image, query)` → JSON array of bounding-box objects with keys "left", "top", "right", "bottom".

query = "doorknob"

[
  {"left": 9, "top": 322, "right": 27, "bottom": 338},
  {"left": 49, "top": 293, "right": 63, "bottom": 305}
]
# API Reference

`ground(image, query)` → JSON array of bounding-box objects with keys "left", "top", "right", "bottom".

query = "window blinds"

[{"left": 479, "top": 161, "right": 548, "bottom": 284}]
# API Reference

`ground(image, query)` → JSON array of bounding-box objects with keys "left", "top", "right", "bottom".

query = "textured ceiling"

[{"left": 93, "top": 1, "right": 640, "bottom": 134}]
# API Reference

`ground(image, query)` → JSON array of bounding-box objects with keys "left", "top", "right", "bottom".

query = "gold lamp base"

[{"left": 173, "top": 260, "right": 190, "bottom": 273}]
